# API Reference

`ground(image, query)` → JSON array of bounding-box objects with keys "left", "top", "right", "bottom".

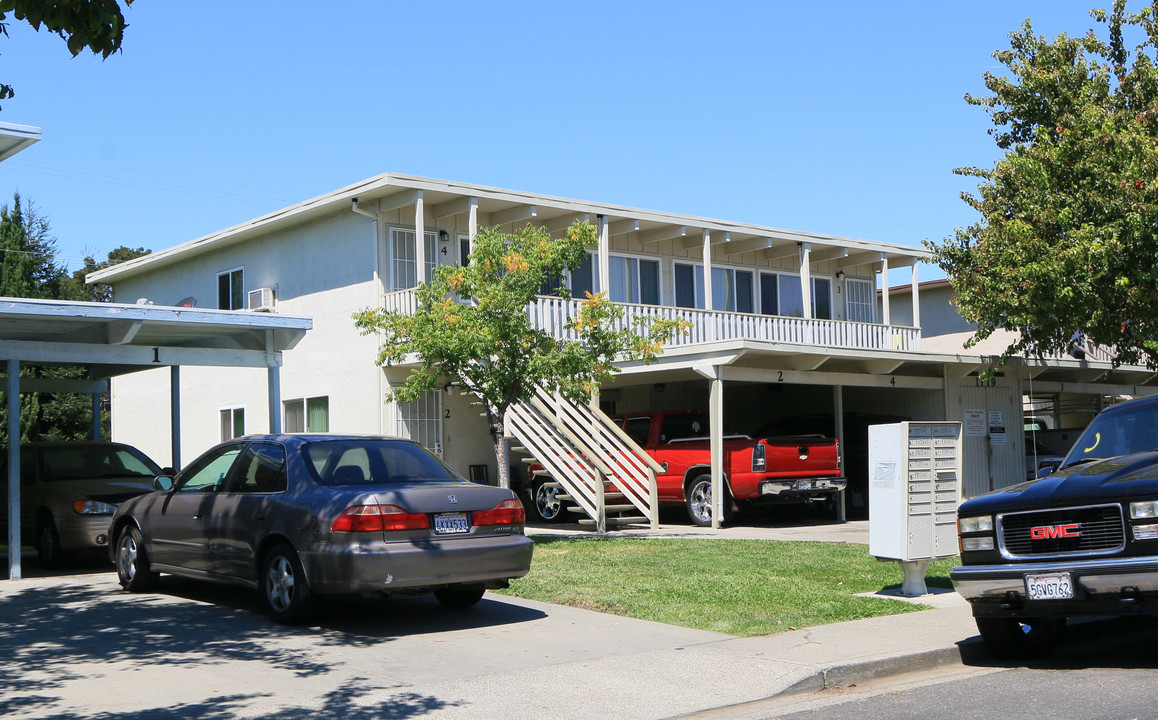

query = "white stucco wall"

[{"left": 109, "top": 211, "right": 384, "bottom": 468}]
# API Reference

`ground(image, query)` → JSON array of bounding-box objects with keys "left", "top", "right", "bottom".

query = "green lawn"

[{"left": 496, "top": 537, "right": 958, "bottom": 636}]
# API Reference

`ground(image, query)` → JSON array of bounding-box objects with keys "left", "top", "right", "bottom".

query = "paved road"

[{"left": 757, "top": 616, "right": 1158, "bottom": 720}]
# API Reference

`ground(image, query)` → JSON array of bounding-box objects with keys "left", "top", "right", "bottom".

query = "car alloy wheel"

[
  {"left": 261, "top": 544, "right": 315, "bottom": 624},
  {"left": 36, "top": 518, "right": 65, "bottom": 569},
  {"left": 116, "top": 526, "right": 158, "bottom": 592}
]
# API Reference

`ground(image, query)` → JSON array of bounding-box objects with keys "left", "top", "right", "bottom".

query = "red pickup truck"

[{"left": 617, "top": 411, "right": 845, "bottom": 526}]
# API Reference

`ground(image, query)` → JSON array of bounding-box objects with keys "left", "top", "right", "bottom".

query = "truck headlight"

[
  {"left": 959, "top": 515, "right": 993, "bottom": 533},
  {"left": 1131, "top": 501, "right": 1158, "bottom": 519},
  {"left": 961, "top": 536, "right": 995, "bottom": 551}
]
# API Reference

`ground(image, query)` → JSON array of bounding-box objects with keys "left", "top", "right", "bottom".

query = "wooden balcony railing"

[{"left": 382, "top": 289, "right": 922, "bottom": 353}]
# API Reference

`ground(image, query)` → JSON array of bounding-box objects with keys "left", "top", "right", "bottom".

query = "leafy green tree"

[
  {"left": 0, "top": 0, "right": 135, "bottom": 106},
  {"left": 354, "top": 221, "right": 685, "bottom": 488},
  {"left": 926, "top": 1, "right": 1158, "bottom": 369},
  {"left": 69, "top": 245, "right": 150, "bottom": 302},
  {"left": 0, "top": 194, "right": 148, "bottom": 444}
]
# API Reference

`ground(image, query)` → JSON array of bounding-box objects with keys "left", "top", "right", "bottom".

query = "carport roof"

[
  {"left": 608, "top": 339, "right": 1158, "bottom": 396},
  {"left": 0, "top": 297, "right": 311, "bottom": 379}
]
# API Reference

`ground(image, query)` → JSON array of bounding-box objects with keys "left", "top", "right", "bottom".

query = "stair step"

[
  {"left": 578, "top": 516, "right": 649, "bottom": 527},
  {"left": 557, "top": 493, "right": 626, "bottom": 504},
  {"left": 565, "top": 503, "right": 636, "bottom": 514}
]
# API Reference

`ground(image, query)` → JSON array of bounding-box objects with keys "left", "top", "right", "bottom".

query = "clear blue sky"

[{"left": 0, "top": 1, "right": 1103, "bottom": 282}]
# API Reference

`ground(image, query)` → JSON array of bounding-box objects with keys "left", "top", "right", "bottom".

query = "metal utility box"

[{"left": 868, "top": 422, "right": 963, "bottom": 593}]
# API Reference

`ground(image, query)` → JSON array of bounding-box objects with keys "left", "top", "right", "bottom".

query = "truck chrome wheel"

[
  {"left": 686, "top": 476, "right": 714, "bottom": 527},
  {"left": 532, "top": 481, "right": 567, "bottom": 523}
]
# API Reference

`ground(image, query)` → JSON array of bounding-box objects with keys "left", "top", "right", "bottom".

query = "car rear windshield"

[
  {"left": 303, "top": 439, "right": 461, "bottom": 486},
  {"left": 39, "top": 445, "right": 161, "bottom": 481}
]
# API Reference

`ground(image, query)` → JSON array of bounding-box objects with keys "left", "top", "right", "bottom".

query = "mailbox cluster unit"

[{"left": 868, "top": 421, "right": 963, "bottom": 562}]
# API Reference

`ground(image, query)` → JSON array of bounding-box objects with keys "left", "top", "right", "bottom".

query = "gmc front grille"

[{"left": 998, "top": 504, "right": 1125, "bottom": 559}]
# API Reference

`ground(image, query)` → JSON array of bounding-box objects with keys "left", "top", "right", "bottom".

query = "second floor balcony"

[{"left": 382, "top": 289, "right": 921, "bottom": 353}]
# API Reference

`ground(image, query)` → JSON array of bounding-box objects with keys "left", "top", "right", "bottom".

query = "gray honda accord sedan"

[{"left": 109, "top": 434, "right": 533, "bottom": 623}]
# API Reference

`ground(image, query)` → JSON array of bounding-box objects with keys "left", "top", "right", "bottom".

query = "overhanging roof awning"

[
  {"left": 0, "top": 121, "right": 40, "bottom": 163},
  {"left": 0, "top": 297, "right": 311, "bottom": 381},
  {"left": 89, "top": 172, "right": 930, "bottom": 286}
]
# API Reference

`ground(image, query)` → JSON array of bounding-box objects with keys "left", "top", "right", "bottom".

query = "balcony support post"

[
  {"left": 702, "top": 230, "right": 713, "bottom": 312},
  {"left": 467, "top": 197, "right": 478, "bottom": 253},
  {"left": 598, "top": 215, "right": 610, "bottom": 297},
  {"left": 880, "top": 253, "right": 891, "bottom": 326},
  {"left": 911, "top": 263, "right": 921, "bottom": 329},
  {"left": 414, "top": 192, "right": 426, "bottom": 287}
]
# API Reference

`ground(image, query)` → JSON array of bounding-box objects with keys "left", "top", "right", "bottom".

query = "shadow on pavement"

[
  {"left": 958, "top": 615, "right": 1158, "bottom": 671},
  {"left": 0, "top": 567, "right": 546, "bottom": 719}
]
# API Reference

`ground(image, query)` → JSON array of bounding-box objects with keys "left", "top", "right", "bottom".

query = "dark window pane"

[
  {"left": 760, "top": 273, "right": 778, "bottom": 315},
  {"left": 571, "top": 253, "right": 594, "bottom": 297},
  {"left": 218, "top": 273, "right": 230, "bottom": 309},
  {"left": 675, "top": 264, "right": 695, "bottom": 308},
  {"left": 812, "top": 278, "right": 832, "bottom": 319},
  {"left": 640, "top": 260, "right": 660, "bottom": 305},
  {"left": 736, "top": 271, "right": 754, "bottom": 313},
  {"left": 230, "top": 270, "right": 244, "bottom": 310}
]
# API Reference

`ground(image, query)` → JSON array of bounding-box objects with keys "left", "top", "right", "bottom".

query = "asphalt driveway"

[{"left": 0, "top": 570, "right": 730, "bottom": 719}]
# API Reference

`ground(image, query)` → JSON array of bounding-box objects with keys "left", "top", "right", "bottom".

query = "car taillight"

[
  {"left": 473, "top": 499, "right": 526, "bottom": 526},
  {"left": 752, "top": 442, "right": 766, "bottom": 472},
  {"left": 331, "top": 504, "right": 431, "bottom": 532}
]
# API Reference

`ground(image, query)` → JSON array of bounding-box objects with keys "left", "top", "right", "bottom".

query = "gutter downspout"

[{"left": 352, "top": 198, "right": 385, "bottom": 434}]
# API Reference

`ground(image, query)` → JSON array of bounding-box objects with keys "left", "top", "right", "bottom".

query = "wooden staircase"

[{"left": 504, "top": 385, "right": 662, "bottom": 532}]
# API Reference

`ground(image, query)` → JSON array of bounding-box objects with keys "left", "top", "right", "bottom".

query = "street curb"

[
  {"left": 782, "top": 648, "right": 981, "bottom": 699},
  {"left": 780, "top": 640, "right": 981, "bottom": 696}
]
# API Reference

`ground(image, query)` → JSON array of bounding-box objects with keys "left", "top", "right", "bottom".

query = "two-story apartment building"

[{"left": 91, "top": 173, "right": 1152, "bottom": 517}]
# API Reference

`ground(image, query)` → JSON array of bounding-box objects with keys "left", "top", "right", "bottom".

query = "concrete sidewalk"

[{"left": 0, "top": 519, "right": 989, "bottom": 719}]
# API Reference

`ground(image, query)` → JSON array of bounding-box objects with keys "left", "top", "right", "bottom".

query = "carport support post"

[
  {"left": 7, "top": 359, "right": 21, "bottom": 580},
  {"left": 709, "top": 371, "right": 724, "bottom": 530},
  {"left": 833, "top": 386, "right": 847, "bottom": 523},
  {"left": 268, "top": 365, "right": 281, "bottom": 434},
  {"left": 91, "top": 392, "right": 101, "bottom": 441},
  {"left": 170, "top": 366, "right": 181, "bottom": 471}
]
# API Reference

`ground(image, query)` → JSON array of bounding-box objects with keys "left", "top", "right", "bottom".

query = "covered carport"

[
  {"left": 605, "top": 340, "right": 1158, "bottom": 527},
  {"left": 1, "top": 297, "right": 311, "bottom": 580}
]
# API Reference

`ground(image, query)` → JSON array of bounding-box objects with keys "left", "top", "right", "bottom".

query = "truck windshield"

[{"left": 1064, "top": 402, "right": 1158, "bottom": 467}]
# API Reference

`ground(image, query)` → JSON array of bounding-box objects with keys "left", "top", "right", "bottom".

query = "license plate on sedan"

[
  {"left": 1025, "top": 572, "right": 1074, "bottom": 600},
  {"left": 433, "top": 512, "right": 470, "bottom": 535}
]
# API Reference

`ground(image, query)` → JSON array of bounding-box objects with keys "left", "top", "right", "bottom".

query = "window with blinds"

[
  {"left": 219, "top": 407, "right": 245, "bottom": 441},
  {"left": 393, "top": 390, "right": 443, "bottom": 455},
  {"left": 845, "top": 278, "right": 876, "bottom": 323},
  {"left": 284, "top": 396, "right": 329, "bottom": 433},
  {"left": 390, "top": 228, "right": 438, "bottom": 291}
]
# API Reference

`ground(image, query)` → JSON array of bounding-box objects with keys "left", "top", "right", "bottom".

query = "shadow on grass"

[{"left": 0, "top": 555, "right": 546, "bottom": 719}]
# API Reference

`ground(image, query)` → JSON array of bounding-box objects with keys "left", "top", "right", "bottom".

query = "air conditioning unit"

[{"left": 247, "top": 287, "right": 276, "bottom": 312}]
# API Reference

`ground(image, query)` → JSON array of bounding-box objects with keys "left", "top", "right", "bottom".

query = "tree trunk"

[{"left": 492, "top": 417, "right": 511, "bottom": 489}]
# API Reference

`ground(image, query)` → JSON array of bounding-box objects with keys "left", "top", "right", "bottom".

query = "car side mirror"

[
  {"left": 154, "top": 475, "right": 175, "bottom": 491},
  {"left": 1036, "top": 463, "right": 1059, "bottom": 478}
]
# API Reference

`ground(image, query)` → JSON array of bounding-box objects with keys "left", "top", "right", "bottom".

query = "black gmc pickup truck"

[{"left": 952, "top": 395, "right": 1158, "bottom": 658}]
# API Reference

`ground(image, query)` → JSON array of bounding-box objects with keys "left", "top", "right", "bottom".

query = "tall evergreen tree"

[{"left": 0, "top": 194, "right": 149, "bottom": 443}]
